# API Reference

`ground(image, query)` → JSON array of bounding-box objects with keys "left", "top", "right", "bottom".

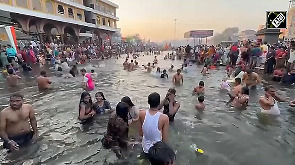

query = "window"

[
  {"left": 102, "top": 18, "right": 106, "bottom": 26},
  {"left": 108, "top": 19, "right": 111, "bottom": 27},
  {"left": 46, "top": 1, "right": 54, "bottom": 13},
  {"left": 77, "top": 13, "right": 82, "bottom": 20},
  {"left": 57, "top": 5, "right": 64, "bottom": 14},
  {"left": 68, "top": 8, "right": 74, "bottom": 18},
  {"left": 89, "top": 4, "right": 94, "bottom": 9},
  {"left": 101, "top": 5, "right": 105, "bottom": 12},
  {"left": 97, "top": 16, "right": 101, "bottom": 25},
  {"left": 111, "top": 10, "right": 115, "bottom": 16},
  {"left": 105, "top": 7, "right": 110, "bottom": 14}
]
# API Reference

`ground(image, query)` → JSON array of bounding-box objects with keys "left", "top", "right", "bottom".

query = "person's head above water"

[
  {"left": 10, "top": 93, "right": 24, "bottom": 110},
  {"left": 40, "top": 71, "right": 47, "bottom": 77},
  {"left": 265, "top": 85, "right": 276, "bottom": 97},
  {"left": 198, "top": 95, "right": 204, "bottom": 103},
  {"left": 80, "top": 91, "right": 92, "bottom": 104},
  {"left": 148, "top": 141, "right": 176, "bottom": 165},
  {"left": 199, "top": 81, "right": 204, "bottom": 87},
  {"left": 116, "top": 102, "right": 129, "bottom": 124},
  {"left": 157, "top": 67, "right": 161, "bottom": 72},
  {"left": 163, "top": 69, "right": 167, "bottom": 73},
  {"left": 131, "top": 60, "right": 133, "bottom": 63},
  {"left": 177, "top": 69, "right": 181, "bottom": 74},
  {"left": 80, "top": 68, "right": 86, "bottom": 76},
  {"left": 235, "top": 78, "right": 241, "bottom": 85},
  {"left": 168, "top": 88, "right": 176, "bottom": 95},
  {"left": 7, "top": 68, "right": 14, "bottom": 75},
  {"left": 171, "top": 65, "right": 174, "bottom": 69},
  {"left": 246, "top": 69, "right": 253, "bottom": 75},
  {"left": 121, "top": 96, "right": 135, "bottom": 107},
  {"left": 57, "top": 67, "right": 62, "bottom": 72},
  {"left": 95, "top": 92, "right": 106, "bottom": 101},
  {"left": 91, "top": 69, "right": 95, "bottom": 73},
  {"left": 148, "top": 92, "right": 161, "bottom": 108}
]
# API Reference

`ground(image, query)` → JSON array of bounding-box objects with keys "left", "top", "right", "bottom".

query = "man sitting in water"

[
  {"left": 231, "top": 87, "right": 249, "bottom": 108},
  {"left": 242, "top": 69, "right": 261, "bottom": 89},
  {"left": 193, "top": 81, "right": 205, "bottom": 95},
  {"left": 153, "top": 56, "right": 158, "bottom": 64},
  {"left": 128, "top": 60, "right": 135, "bottom": 71},
  {"left": 158, "top": 89, "right": 180, "bottom": 122},
  {"left": 37, "top": 71, "right": 52, "bottom": 90},
  {"left": 259, "top": 85, "right": 285, "bottom": 115},
  {"left": 172, "top": 69, "right": 183, "bottom": 85},
  {"left": 160, "top": 69, "right": 168, "bottom": 79},
  {"left": 7, "top": 69, "right": 21, "bottom": 87},
  {"left": 0, "top": 93, "right": 38, "bottom": 152}
]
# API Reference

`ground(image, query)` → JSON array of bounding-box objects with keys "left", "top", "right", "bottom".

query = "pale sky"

[{"left": 111, "top": 0, "right": 290, "bottom": 42}]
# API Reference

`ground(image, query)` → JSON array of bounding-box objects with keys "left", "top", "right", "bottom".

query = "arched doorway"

[
  {"left": 64, "top": 26, "right": 78, "bottom": 44},
  {"left": 28, "top": 19, "right": 39, "bottom": 41},
  {"left": 43, "top": 23, "right": 60, "bottom": 43}
]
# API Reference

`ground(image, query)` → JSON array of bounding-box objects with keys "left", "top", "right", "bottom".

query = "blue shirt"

[{"left": 6, "top": 48, "right": 17, "bottom": 57}]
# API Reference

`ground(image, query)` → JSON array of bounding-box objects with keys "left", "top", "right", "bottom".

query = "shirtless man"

[
  {"left": 242, "top": 69, "right": 261, "bottom": 89},
  {"left": 128, "top": 60, "right": 135, "bottom": 71},
  {"left": 139, "top": 92, "right": 169, "bottom": 156},
  {"left": 259, "top": 86, "right": 285, "bottom": 115},
  {"left": 7, "top": 69, "right": 21, "bottom": 87},
  {"left": 0, "top": 93, "right": 38, "bottom": 152},
  {"left": 232, "top": 87, "right": 249, "bottom": 108},
  {"left": 227, "top": 78, "right": 242, "bottom": 104},
  {"left": 172, "top": 69, "right": 183, "bottom": 85},
  {"left": 158, "top": 89, "right": 181, "bottom": 122},
  {"left": 143, "top": 63, "right": 152, "bottom": 73},
  {"left": 123, "top": 58, "right": 129, "bottom": 70},
  {"left": 193, "top": 81, "right": 205, "bottom": 95},
  {"left": 168, "top": 65, "right": 174, "bottom": 72},
  {"left": 37, "top": 71, "right": 52, "bottom": 90}
]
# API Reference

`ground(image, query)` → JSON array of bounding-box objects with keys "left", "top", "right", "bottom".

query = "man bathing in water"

[
  {"left": 0, "top": 94, "right": 38, "bottom": 152},
  {"left": 227, "top": 78, "right": 242, "bottom": 104},
  {"left": 168, "top": 65, "right": 174, "bottom": 72},
  {"left": 193, "top": 81, "right": 205, "bottom": 95},
  {"left": 259, "top": 85, "right": 285, "bottom": 115},
  {"left": 195, "top": 95, "right": 205, "bottom": 111},
  {"left": 172, "top": 69, "right": 183, "bottom": 85},
  {"left": 7, "top": 69, "right": 21, "bottom": 87},
  {"left": 128, "top": 60, "right": 135, "bottom": 71},
  {"left": 123, "top": 58, "right": 129, "bottom": 70},
  {"left": 242, "top": 69, "right": 261, "bottom": 89},
  {"left": 153, "top": 56, "right": 158, "bottom": 64},
  {"left": 143, "top": 63, "right": 153, "bottom": 73},
  {"left": 158, "top": 89, "right": 180, "bottom": 122},
  {"left": 231, "top": 87, "right": 249, "bottom": 108},
  {"left": 37, "top": 71, "right": 52, "bottom": 90},
  {"left": 160, "top": 69, "right": 168, "bottom": 79}
]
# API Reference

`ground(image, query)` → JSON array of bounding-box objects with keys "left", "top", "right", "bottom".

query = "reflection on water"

[{"left": 0, "top": 52, "right": 295, "bottom": 165}]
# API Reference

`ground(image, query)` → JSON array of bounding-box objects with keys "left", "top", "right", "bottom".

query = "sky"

[{"left": 111, "top": 0, "right": 290, "bottom": 42}]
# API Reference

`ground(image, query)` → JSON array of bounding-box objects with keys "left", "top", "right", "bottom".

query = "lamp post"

[{"left": 174, "top": 19, "right": 177, "bottom": 49}]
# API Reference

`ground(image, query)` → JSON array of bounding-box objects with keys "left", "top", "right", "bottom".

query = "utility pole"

[{"left": 174, "top": 19, "right": 177, "bottom": 49}]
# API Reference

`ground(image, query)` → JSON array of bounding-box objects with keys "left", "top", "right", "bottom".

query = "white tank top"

[
  {"left": 261, "top": 99, "right": 280, "bottom": 115},
  {"left": 142, "top": 109, "right": 162, "bottom": 153}
]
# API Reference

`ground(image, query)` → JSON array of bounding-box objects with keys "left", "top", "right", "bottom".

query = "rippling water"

[{"left": 0, "top": 52, "right": 295, "bottom": 165}]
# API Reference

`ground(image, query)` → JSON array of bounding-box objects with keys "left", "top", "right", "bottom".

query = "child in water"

[
  {"left": 195, "top": 95, "right": 205, "bottom": 111},
  {"left": 193, "top": 81, "right": 205, "bottom": 95},
  {"left": 220, "top": 78, "right": 231, "bottom": 91},
  {"left": 201, "top": 64, "right": 208, "bottom": 76}
]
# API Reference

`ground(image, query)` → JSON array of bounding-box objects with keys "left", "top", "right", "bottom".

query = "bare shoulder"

[
  {"left": 23, "top": 104, "right": 34, "bottom": 111},
  {"left": 0, "top": 107, "right": 11, "bottom": 115},
  {"left": 160, "top": 113, "right": 169, "bottom": 121}
]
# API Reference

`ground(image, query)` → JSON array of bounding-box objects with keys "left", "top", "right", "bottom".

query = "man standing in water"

[
  {"left": 37, "top": 71, "right": 52, "bottom": 90},
  {"left": 139, "top": 92, "right": 169, "bottom": 156},
  {"left": 259, "top": 85, "right": 285, "bottom": 115},
  {"left": 172, "top": 69, "right": 183, "bottom": 85},
  {"left": 242, "top": 69, "right": 261, "bottom": 89},
  {"left": 7, "top": 69, "right": 21, "bottom": 87},
  {"left": 0, "top": 93, "right": 38, "bottom": 152},
  {"left": 158, "top": 88, "right": 180, "bottom": 122}
]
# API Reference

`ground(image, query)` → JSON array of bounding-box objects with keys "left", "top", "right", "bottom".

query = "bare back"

[
  {"left": 37, "top": 76, "right": 51, "bottom": 90},
  {"left": 7, "top": 75, "right": 20, "bottom": 87}
]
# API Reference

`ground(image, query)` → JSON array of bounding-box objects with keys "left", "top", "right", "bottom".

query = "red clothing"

[{"left": 231, "top": 46, "right": 238, "bottom": 52}]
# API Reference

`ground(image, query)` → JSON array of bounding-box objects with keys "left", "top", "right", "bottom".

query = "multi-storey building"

[{"left": 0, "top": 0, "right": 119, "bottom": 44}]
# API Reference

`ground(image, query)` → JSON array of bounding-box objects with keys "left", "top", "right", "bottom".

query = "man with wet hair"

[
  {"left": 37, "top": 71, "right": 52, "bottom": 90},
  {"left": 139, "top": 92, "right": 169, "bottom": 157},
  {"left": 172, "top": 69, "right": 183, "bottom": 85},
  {"left": 148, "top": 141, "right": 176, "bottom": 165},
  {"left": 7, "top": 68, "right": 21, "bottom": 87},
  {"left": 0, "top": 93, "right": 38, "bottom": 152},
  {"left": 158, "top": 88, "right": 180, "bottom": 122},
  {"left": 259, "top": 85, "right": 285, "bottom": 115}
]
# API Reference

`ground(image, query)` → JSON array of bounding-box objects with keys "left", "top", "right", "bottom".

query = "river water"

[{"left": 0, "top": 52, "right": 295, "bottom": 165}]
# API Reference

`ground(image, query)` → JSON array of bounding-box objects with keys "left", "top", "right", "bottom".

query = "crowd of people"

[{"left": 1, "top": 38, "right": 295, "bottom": 165}]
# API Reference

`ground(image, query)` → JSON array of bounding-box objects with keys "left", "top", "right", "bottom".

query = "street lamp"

[{"left": 174, "top": 19, "right": 177, "bottom": 49}]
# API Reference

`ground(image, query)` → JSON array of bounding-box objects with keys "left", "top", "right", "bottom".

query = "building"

[
  {"left": 0, "top": 0, "right": 119, "bottom": 44},
  {"left": 255, "top": 28, "right": 281, "bottom": 44}
]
